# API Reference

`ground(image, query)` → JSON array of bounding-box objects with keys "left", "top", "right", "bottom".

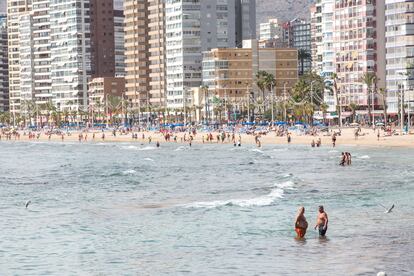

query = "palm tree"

[
  {"left": 256, "top": 70, "right": 268, "bottom": 101},
  {"left": 320, "top": 103, "right": 329, "bottom": 124},
  {"left": 107, "top": 95, "right": 123, "bottom": 125},
  {"left": 362, "top": 72, "right": 377, "bottom": 125},
  {"left": 349, "top": 102, "right": 358, "bottom": 123},
  {"left": 378, "top": 88, "right": 388, "bottom": 126},
  {"left": 328, "top": 73, "right": 342, "bottom": 127},
  {"left": 298, "top": 49, "right": 312, "bottom": 76}
]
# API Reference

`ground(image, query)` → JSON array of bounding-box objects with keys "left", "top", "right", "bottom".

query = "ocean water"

[{"left": 1, "top": 141, "right": 413, "bottom": 275}]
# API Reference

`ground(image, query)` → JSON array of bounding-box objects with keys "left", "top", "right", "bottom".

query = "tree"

[
  {"left": 298, "top": 49, "right": 312, "bottom": 76},
  {"left": 327, "top": 73, "right": 342, "bottom": 127},
  {"left": 349, "top": 102, "right": 358, "bottom": 123},
  {"left": 362, "top": 72, "right": 377, "bottom": 125},
  {"left": 378, "top": 88, "right": 388, "bottom": 126},
  {"left": 107, "top": 95, "right": 123, "bottom": 125},
  {"left": 320, "top": 103, "right": 329, "bottom": 124}
]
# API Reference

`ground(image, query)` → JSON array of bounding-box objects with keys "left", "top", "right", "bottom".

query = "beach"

[{"left": 3, "top": 127, "right": 414, "bottom": 148}]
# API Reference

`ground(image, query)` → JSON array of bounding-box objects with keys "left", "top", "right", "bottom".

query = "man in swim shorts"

[
  {"left": 295, "top": 206, "right": 308, "bottom": 238},
  {"left": 314, "top": 205, "right": 328, "bottom": 236}
]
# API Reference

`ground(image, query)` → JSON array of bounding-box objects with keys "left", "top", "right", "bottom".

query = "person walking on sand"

[
  {"left": 332, "top": 133, "right": 337, "bottom": 147},
  {"left": 295, "top": 206, "right": 308, "bottom": 239},
  {"left": 314, "top": 205, "right": 328, "bottom": 237}
]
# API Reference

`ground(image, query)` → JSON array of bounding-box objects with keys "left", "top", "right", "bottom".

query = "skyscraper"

[
  {"left": 90, "top": 0, "right": 115, "bottom": 78},
  {"left": 385, "top": 0, "right": 413, "bottom": 115},
  {"left": 124, "top": 0, "right": 166, "bottom": 112},
  {"left": 49, "top": 0, "right": 91, "bottom": 111},
  {"left": 333, "top": 0, "right": 386, "bottom": 114},
  {"left": 0, "top": 15, "right": 8, "bottom": 112},
  {"left": 113, "top": 5, "right": 125, "bottom": 77},
  {"left": 7, "top": 0, "right": 31, "bottom": 116},
  {"left": 236, "top": 0, "right": 256, "bottom": 46},
  {"left": 165, "top": 0, "right": 243, "bottom": 109}
]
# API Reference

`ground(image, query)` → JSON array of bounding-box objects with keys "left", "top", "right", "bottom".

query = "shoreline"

[{"left": 1, "top": 128, "right": 413, "bottom": 148}]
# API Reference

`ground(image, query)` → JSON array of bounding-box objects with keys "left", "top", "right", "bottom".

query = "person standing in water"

[
  {"left": 314, "top": 205, "right": 328, "bottom": 237},
  {"left": 295, "top": 206, "right": 308, "bottom": 239}
]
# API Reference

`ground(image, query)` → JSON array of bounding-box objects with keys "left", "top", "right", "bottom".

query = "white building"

[
  {"left": 165, "top": 0, "right": 238, "bottom": 109},
  {"left": 7, "top": 0, "right": 32, "bottom": 115},
  {"left": 49, "top": 0, "right": 91, "bottom": 111},
  {"left": 0, "top": 15, "right": 8, "bottom": 112},
  {"left": 259, "top": 18, "right": 283, "bottom": 41},
  {"left": 385, "top": 0, "right": 414, "bottom": 114}
]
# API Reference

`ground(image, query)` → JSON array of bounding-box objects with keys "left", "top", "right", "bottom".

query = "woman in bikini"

[{"left": 295, "top": 206, "right": 308, "bottom": 239}]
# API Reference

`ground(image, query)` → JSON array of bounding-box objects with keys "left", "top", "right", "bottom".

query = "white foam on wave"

[
  {"left": 122, "top": 169, "right": 136, "bottom": 175},
  {"left": 183, "top": 181, "right": 294, "bottom": 209},
  {"left": 138, "top": 146, "right": 156, "bottom": 151},
  {"left": 250, "top": 148, "right": 264, "bottom": 154},
  {"left": 121, "top": 145, "right": 138, "bottom": 150},
  {"left": 359, "top": 155, "right": 370, "bottom": 159},
  {"left": 174, "top": 146, "right": 186, "bottom": 151},
  {"left": 143, "top": 158, "right": 154, "bottom": 162},
  {"left": 273, "top": 148, "right": 288, "bottom": 152}
]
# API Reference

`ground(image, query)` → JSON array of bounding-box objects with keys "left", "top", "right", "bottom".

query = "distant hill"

[{"left": 257, "top": 0, "right": 313, "bottom": 25}]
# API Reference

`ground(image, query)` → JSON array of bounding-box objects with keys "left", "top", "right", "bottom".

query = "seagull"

[
  {"left": 379, "top": 203, "right": 394, "bottom": 213},
  {"left": 25, "top": 200, "right": 31, "bottom": 209}
]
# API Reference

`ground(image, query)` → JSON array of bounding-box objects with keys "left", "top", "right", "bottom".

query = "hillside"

[{"left": 257, "top": 0, "right": 313, "bottom": 25}]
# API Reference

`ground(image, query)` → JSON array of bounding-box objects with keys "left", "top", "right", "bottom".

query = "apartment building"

[
  {"left": 385, "top": 0, "right": 414, "bottom": 114},
  {"left": 202, "top": 47, "right": 298, "bottom": 100},
  {"left": 88, "top": 77, "right": 125, "bottom": 112},
  {"left": 49, "top": 0, "right": 91, "bottom": 111},
  {"left": 90, "top": 0, "right": 115, "bottom": 78},
  {"left": 7, "top": 0, "right": 32, "bottom": 115},
  {"left": 0, "top": 15, "right": 8, "bottom": 112},
  {"left": 333, "top": 0, "right": 386, "bottom": 112},
  {"left": 114, "top": 7, "right": 125, "bottom": 77},
  {"left": 124, "top": 0, "right": 165, "bottom": 111}
]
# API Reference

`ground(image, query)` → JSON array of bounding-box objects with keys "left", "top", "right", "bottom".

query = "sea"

[{"left": 1, "top": 141, "right": 413, "bottom": 275}]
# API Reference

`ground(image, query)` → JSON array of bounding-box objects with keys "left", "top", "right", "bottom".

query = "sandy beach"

[{"left": 3, "top": 127, "right": 414, "bottom": 148}]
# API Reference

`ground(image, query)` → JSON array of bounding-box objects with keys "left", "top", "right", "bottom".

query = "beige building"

[
  {"left": 124, "top": 0, "right": 165, "bottom": 111},
  {"left": 202, "top": 47, "right": 298, "bottom": 100},
  {"left": 88, "top": 77, "right": 125, "bottom": 112}
]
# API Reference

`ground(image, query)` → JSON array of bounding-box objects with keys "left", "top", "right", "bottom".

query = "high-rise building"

[
  {"left": 31, "top": 0, "right": 52, "bottom": 106},
  {"left": 90, "top": 0, "right": 115, "bottom": 78},
  {"left": 385, "top": 0, "right": 414, "bottom": 114},
  {"left": 49, "top": 0, "right": 91, "bottom": 111},
  {"left": 7, "top": 0, "right": 32, "bottom": 115},
  {"left": 333, "top": 0, "right": 386, "bottom": 114},
  {"left": 114, "top": 6, "right": 125, "bottom": 77},
  {"left": 165, "top": 0, "right": 243, "bottom": 109},
  {"left": 310, "top": 3, "right": 322, "bottom": 74},
  {"left": 236, "top": 0, "right": 256, "bottom": 46},
  {"left": 124, "top": 0, "right": 166, "bottom": 112},
  {"left": 286, "top": 18, "right": 312, "bottom": 75},
  {"left": 259, "top": 19, "right": 284, "bottom": 41},
  {"left": 0, "top": 15, "right": 8, "bottom": 112}
]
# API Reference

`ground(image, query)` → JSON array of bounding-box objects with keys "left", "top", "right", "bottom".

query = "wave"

[
  {"left": 122, "top": 169, "right": 136, "bottom": 175},
  {"left": 138, "top": 146, "right": 156, "bottom": 151},
  {"left": 143, "top": 158, "right": 154, "bottom": 162},
  {"left": 121, "top": 145, "right": 138, "bottom": 150},
  {"left": 250, "top": 148, "right": 264, "bottom": 154},
  {"left": 174, "top": 146, "right": 186, "bottom": 151},
  {"left": 358, "top": 155, "right": 370, "bottom": 159},
  {"left": 183, "top": 181, "right": 294, "bottom": 209}
]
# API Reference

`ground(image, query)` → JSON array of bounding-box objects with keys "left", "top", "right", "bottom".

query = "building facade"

[
  {"left": 203, "top": 47, "right": 298, "bottom": 101},
  {"left": 88, "top": 77, "right": 125, "bottom": 113},
  {"left": 90, "top": 0, "right": 115, "bottom": 78},
  {"left": 236, "top": 0, "right": 256, "bottom": 46},
  {"left": 124, "top": 0, "right": 166, "bottom": 112},
  {"left": 114, "top": 7, "right": 125, "bottom": 77},
  {"left": 165, "top": 0, "right": 244, "bottom": 109},
  {"left": 49, "top": 0, "right": 91, "bottom": 111},
  {"left": 333, "top": 0, "right": 386, "bottom": 112},
  {"left": 0, "top": 15, "right": 8, "bottom": 112},
  {"left": 7, "top": 0, "right": 32, "bottom": 115},
  {"left": 385, "top": 0, "right": 414, "bottom": 114}
]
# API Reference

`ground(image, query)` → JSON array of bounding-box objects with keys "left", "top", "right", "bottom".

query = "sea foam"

[{"left": 183, "top": 181, "right": 293, "bottom": 209}]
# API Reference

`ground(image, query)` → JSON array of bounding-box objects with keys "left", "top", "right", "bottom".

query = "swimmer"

[
  {"left": 314, "top": 205, "right": 328, "bottom": 237},
  {"left": 295, "top": 206, "right": 308, "bottom": 239}
]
